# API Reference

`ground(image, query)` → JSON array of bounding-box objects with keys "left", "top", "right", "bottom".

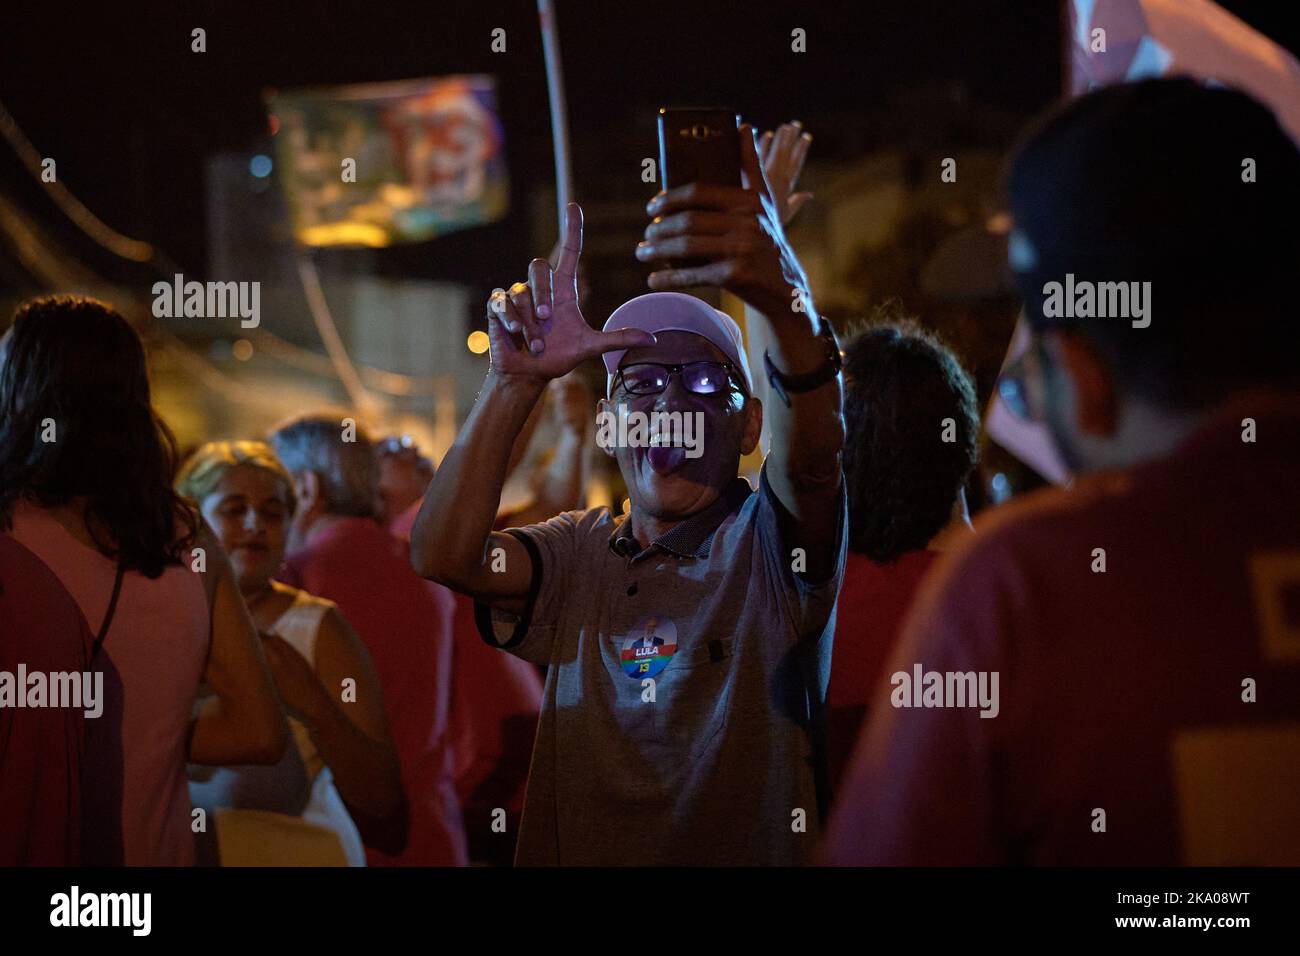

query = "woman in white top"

[{"left": 178, "top": 441, "right": 404, "bottom": 866}]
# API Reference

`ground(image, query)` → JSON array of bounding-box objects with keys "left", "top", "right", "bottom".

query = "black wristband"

[{"left": 763, "top": 318, "right": 842, "bottom": 407}]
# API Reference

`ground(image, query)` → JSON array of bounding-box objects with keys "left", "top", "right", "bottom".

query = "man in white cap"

[{"left": 412, "top": 124, "right": 846, "bottom": 865}]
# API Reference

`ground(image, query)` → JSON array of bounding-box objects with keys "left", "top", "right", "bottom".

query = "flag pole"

[{"left": 538, "top": 0, "right": 573, "bottom": 227}]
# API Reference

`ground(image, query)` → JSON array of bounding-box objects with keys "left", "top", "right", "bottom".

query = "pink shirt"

[
  {"left": 10, "top": 501, "right": 208, "bottom": 866},
  {"left": 391, "top": 501, "right": 542, "bottom": 833},
  {"left": 280, "top": 516, "right": 467, "bottom": 866},
  {"left": 825, "top": 398, "right": 1300, "bottom": 865}
]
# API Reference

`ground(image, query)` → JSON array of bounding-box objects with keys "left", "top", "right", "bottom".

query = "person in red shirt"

[
  {"left": 390, "top": 506, "right": 543, "bottom": 867},
  {"left": 826, "top": 79, "right": 1300, "bottom": 865},
  {"left": 828, "top": 317, "right": 978, "bottom": 794},
  {"left": 0, "top": 535, "right": 94, "bottom": 866},
  {"left": 271, "top": 413, "right": 467, "bottom": 866},
  {"left": 375, "top": 435, "right": 434, "bottom": 531},
  {"left": 387, "top": 375, "right": 591, "bottom": 864}
]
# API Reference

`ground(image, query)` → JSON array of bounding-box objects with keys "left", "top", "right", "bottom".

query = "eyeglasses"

[
  {"left": 614, "top": 361, "right": 739, "bottom": 397},
  {"left": 378, "top": 435, "right": 416, "bottom": 457}
]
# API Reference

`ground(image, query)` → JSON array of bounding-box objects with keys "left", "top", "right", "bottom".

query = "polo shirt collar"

[{"left": 608, "top": 477, "right": 753, "bottom": 560}]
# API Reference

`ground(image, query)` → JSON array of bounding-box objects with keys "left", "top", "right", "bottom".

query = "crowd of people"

[{"left": 2, "top": 77, "right": 1298, "bottom": 867}]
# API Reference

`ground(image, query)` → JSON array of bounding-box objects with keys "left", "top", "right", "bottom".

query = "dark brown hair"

[
  {"left": 0, "top": 295, "right": 197, "bottom": 576},
  {"left": 842, "top": 309, "right": 978, "bottom": 562}
]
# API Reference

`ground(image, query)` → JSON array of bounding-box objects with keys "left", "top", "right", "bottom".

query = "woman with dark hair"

[
  {"left": 828, "top": 313, "right": 979, "bottom": 795},
  {"left": 0, "top": 295, "right": 285, "bottom": 866}
]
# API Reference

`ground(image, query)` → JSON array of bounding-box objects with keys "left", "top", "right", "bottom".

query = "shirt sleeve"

[
  {"left": 822, "top": 539, "right": 1014, "bottom": 865},
  {"left": 473, "top": 510, "right": 583, "bottom": 666}
]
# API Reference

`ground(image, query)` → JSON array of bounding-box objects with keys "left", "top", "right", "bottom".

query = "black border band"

[{"left": 473, "top": 528, "right": 543, "bottom": 651}]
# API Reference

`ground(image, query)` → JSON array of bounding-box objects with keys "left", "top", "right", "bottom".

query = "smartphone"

[
  {"left": 656, "top": 108, "right": 741, "bottom": 268},
  {"left": 657, "top": 107, "right": 742, "bottom": 190}
]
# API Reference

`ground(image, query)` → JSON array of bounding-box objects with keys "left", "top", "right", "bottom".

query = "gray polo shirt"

[{"left": 476, "top": 465, "right": 846, "bottom": 865}]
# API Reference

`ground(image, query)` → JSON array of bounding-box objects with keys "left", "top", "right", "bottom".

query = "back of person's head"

[
  {"left": 269, "top": 412, "right": 377, "bottom": 518},
  {"left": 0, "top": 295, "right": 196, "bottom": 577},
  {"left": 176, "top": 440, "right": 297, "bottom": 512},
  {"left": 1007, "top": 77, "right": 1300, "bottom": 410},
  {"left": 842, "top": 311, "right": 978, "bottom": 563}
]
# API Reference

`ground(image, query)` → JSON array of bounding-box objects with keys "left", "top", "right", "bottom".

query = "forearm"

[
  {"left": 190, "top": 569, "right": 289, "bottom": 766},
  {"left": 410, "top": 371, "right": 547, "bottom": 585},
  {"left": 301, "top": 704, "right": 403, "bottom": 820},
  {"left": 188, "top": 692, "right": 286, "bottom": 766},
  {"left": 506, "top": 388, "right": 547, "bottom": 477},
  {"left": 752, "top": 301, "right": 845, "bottom": 484}
]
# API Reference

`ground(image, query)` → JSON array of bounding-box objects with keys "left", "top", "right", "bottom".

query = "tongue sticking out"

[{"left": 646, "top": 445, "right": 687, "bottom": 475}]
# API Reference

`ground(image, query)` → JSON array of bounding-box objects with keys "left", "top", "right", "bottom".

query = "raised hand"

[
  {"left": 487, "top": 202, "right": 655, "bottom": 382},
  {"left": 758, "top": 121, "right": 813, "bottom": 227},
  {"left": 638, "top": 125, "right": 812, "bottom": 321}
]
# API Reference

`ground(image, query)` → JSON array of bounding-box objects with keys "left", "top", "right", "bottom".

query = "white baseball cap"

[{"left": 600, "top": 292, "right": 753, "bottom": 395}]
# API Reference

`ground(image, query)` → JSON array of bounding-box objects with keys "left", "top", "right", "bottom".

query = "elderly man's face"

[{"left": 601, "top": 331, "right": 761, "bottom": 521}]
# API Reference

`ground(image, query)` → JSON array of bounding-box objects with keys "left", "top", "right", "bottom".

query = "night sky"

[{"left": 1, "top": 0, "right": 1296, "bottom": 299}]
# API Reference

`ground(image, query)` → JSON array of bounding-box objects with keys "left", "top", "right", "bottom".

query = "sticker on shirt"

[{"left": 620, "top": 615, "right": 678, "bottom": 679}]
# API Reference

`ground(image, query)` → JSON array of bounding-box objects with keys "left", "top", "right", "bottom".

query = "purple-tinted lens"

[
  {"left": 681, "top": 362, "right": 729, "bottom": 394},
  {"left": 621, "top": 364, "right": 670, "bottom": 395}
]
